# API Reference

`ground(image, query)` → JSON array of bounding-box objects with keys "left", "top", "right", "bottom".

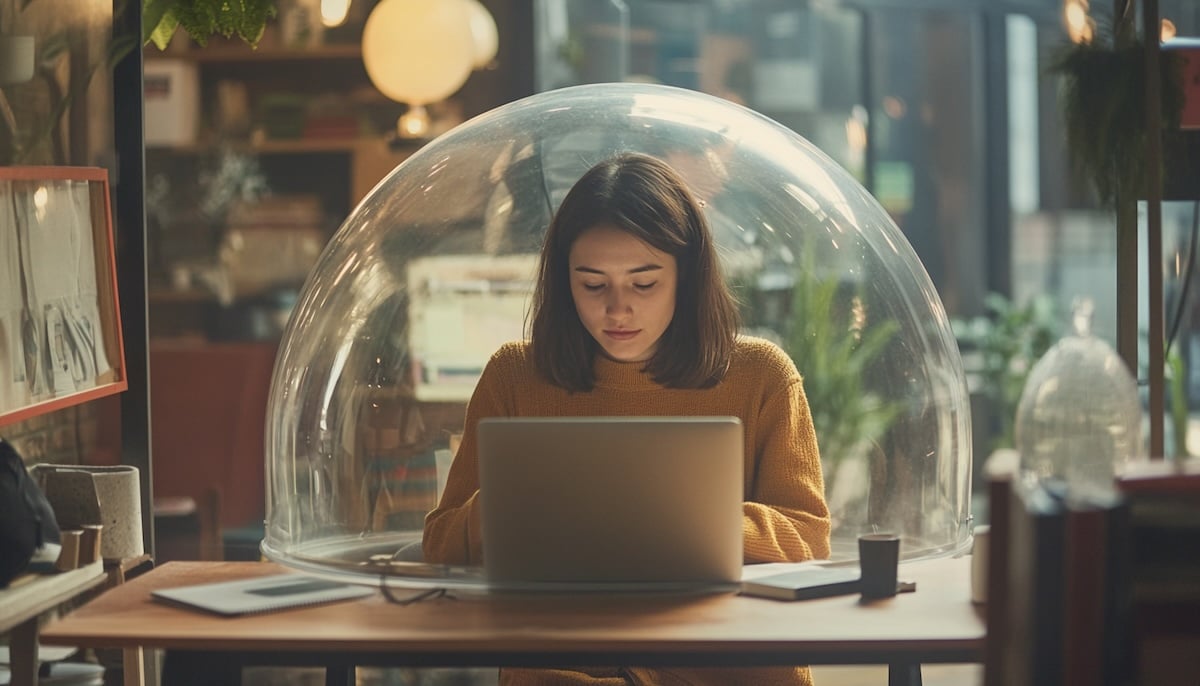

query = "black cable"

[{"left": 379, "top": 583, "right": 448, "bottom": 606}]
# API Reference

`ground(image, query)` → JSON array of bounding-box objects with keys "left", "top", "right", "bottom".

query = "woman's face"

[{"left": 568, "top": 224, "right": 678, "bottom": 363}]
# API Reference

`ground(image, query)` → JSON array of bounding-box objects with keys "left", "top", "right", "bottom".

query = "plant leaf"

[
  {"left": 148, "top": 10, "right": 181, "bottom": 50},
  {"left": 143, "top": 0, "right": 173, "bottom": 45}
]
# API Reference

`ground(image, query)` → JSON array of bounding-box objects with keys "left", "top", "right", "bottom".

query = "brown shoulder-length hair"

[{"left": 529, "top": 152, "right": 740, "bottom": 392}]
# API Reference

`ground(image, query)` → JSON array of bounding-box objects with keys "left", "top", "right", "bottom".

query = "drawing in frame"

[{"left": 0, "top": 166, "right": 127, "bottom": 426}]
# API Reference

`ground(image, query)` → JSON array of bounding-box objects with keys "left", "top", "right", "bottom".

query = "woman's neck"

[{"left": 592, "top": 354, "right": 661, "bottom": 391}]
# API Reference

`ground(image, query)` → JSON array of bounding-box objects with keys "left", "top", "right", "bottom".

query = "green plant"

[
  {"left": 1048, "top": 9, "right": 1186, "bottom": 207},
  {"left": 951, "top": 293, "right": 1060, "bottom": 450},
  {"left": 143, "top": 0, "right": 278, "bottom": 50},
  {"left": 0, "top": 0, "right": 277, "bottom": 164},
  {"left": 779, "top": 251, "right": 904, "bottom": 495},
  {"left": 0, "top": 21, "right": 135, "bottom": 164}
]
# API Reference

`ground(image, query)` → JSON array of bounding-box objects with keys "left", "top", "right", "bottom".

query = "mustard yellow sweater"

[{"left": 423, "top": 336, "right": 831, "bottom": 686}]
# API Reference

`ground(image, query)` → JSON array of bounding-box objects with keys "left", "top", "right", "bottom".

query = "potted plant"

[
  {"left": 951, "top": 292, "right": 1060, "bottom": 453},
  {"left": 1049, "top": 3, "right": 1186, "bottom": 209},
  {"left": 143, "top": 0, "right": 278, "bottom": 49},
  {"left": 0, "top": 27, "right": 34, "bottom": 87},
  {"left": 0, "top": 0, "right": 279, "bottom": 164}
]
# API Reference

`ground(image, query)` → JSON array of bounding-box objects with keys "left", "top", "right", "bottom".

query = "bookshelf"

[
  {"left": 141, "top": 33, "right": 420, "bottom": 339},
  {"left": 984, "top": 456, "right": 1200, "bottom": 686}
]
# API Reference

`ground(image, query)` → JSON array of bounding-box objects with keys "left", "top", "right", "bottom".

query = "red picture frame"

[{"left": 0, "top": 166, "right": 127, "bottom": 426}]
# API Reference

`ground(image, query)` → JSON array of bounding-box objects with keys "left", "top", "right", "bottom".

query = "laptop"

[{"left": 477, "top": 416, "right": 744, "bottom": 592}]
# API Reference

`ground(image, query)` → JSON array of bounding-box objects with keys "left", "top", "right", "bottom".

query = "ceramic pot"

[
  {"left": 33, "top": 464, "right": 145, "bottom": 560},
  {"left": 0, "top": 35, "right": 35, "bottom": 86}
]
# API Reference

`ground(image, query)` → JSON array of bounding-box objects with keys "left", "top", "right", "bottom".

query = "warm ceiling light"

[
  {"left": 465, "top": 0, "right": 499, "bottom": 68},
  {"left": 1064, "top": 0, "right": 1092, "bottom": 44},
  {"left": 321, "top": 0, "right": 351, "bottom": 27},
  {"left": 1161, "top": 18, "right": 1177, "bottom": 42},
  {"left": 361, "top": 0, "right": 497, "bottom": 139}
]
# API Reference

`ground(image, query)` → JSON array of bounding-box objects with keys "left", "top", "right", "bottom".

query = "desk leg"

[
  {"left": 10, "top": 617, "right": 38, "bottom": 686},
  {"left": 122, "top": 647, "right": 145, "bottom": 686},
  {"left": 325, "top": 665, "right": 354, "bottom": 686},
  {"left": 888, "top": 661, "right": 922, "bottom": 686}
]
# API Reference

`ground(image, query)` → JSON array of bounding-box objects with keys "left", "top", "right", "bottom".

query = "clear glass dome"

[
  {"left": 262, "top": 83, "right": 973, "bottom": 587},
  {"left": 1015, "top": 299, "right": 1141, "bottom": 494}
]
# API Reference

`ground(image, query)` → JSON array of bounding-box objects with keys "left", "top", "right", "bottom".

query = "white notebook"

[{"left": 151, "top": 573, "right": 375, "bottom": 616}]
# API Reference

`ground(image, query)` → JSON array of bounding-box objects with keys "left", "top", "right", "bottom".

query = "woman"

[{"left": 424, "top": 152, "right": 830, "bottom": 685}]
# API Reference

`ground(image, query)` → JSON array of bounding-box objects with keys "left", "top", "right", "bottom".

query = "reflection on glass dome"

[{"left": 262, "top": 82, "right": 972, "bottom": 588}]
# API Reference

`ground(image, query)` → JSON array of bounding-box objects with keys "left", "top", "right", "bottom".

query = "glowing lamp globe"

[
  {"left": 361, "top": 0, "right": 475, "bottom": 106},
  {"left": 464, "top": 0, "right": 498, "bottom": 68},
  {"left": 262, "top": 83, "right": 974, "bottom": 589}
]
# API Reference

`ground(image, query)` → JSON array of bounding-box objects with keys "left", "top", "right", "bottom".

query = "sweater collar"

[{"left": 592, "top": 354, "right": 662, "bottom": 391}]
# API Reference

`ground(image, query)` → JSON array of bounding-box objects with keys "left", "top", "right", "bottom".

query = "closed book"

[
  {"left": 740, "top": 565, "right": 860, "bottom": 601},
  {"left": 1004, "top": 480, "right": 1066, "bottom": 686},
  {"left": 1062, "top": 489, "right": 1133, "bottom": 686}
]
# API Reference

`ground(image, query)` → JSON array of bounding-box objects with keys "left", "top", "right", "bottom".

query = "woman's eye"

[
  {"left": 634, "top": 282, "right": 657, "bottom": 291},
  {"left": 582, "top": 283, "right": 605, "bottom": 292}
]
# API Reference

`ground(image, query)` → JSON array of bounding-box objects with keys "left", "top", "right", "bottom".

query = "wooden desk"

[{"left": 41, "top": 556, "right": 984, "bottom": 686}]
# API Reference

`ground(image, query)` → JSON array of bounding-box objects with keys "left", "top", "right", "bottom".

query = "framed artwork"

[{"left": 0, "top": 166, "right": 127, "bottom": 426}]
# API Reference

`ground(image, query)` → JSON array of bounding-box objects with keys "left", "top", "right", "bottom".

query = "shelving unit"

[
  {"left": 171, "top": 44, "right": 363, "bottom": 62},
  {"left": 143, "top": 38, "right": 403, "bottom": 200},
  {"left": 141, "top": 32, "right": 421, "bottom": 339}
]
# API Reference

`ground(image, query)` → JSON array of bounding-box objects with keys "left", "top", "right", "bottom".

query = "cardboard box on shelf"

[{"left": 144, "top": 59, "right": 199, "bottom": 147}]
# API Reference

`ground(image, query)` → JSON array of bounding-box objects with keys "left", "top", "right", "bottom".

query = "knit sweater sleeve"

[
  {"left": 421, "top": 345, "right": 514, "bottom": 565},
  {"left": 741, "top": 347, "right": 832, "bottom": 563}
]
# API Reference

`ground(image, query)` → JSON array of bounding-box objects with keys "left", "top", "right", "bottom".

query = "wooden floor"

[{"left": 239, "top": 664, "right": 984, "bottom": 686}]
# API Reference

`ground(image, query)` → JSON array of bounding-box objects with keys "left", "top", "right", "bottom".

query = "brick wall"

[{"left": 1, "top": 401, "right": 105, "bottom": 467}]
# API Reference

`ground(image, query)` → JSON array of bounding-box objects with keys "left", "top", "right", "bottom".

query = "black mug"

[{"left": 858, "top": 533, "right": 900, "bottom": 599}]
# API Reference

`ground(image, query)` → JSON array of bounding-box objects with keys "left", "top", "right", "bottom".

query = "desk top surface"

[{"left": 40, "top": 556, "right": 984, "bottom": 665}]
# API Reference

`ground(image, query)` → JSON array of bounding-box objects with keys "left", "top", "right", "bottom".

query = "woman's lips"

[{"left": 604, "top": 329, "right": 639, "bottom": 341}]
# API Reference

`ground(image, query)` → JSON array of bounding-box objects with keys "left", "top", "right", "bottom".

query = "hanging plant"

[
  {"left": 142, "top": 0, "right": 279, "bottom": 49},
  {"left": 1048, "top": 11, "right": 1186, "bottom": 207}
]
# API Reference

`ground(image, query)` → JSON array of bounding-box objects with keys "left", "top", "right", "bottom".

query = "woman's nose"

[{"left": 605, "top": 289, "right": 631, "bottom": 316}]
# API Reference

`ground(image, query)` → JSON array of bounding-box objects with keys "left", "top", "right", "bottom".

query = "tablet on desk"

[{"left": 151, "top": 573, "right": 375, "bottom": 616}]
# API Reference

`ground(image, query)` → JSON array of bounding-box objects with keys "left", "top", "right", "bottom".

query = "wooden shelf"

[
  {"left": 148, "top": 137, "right": 385, "bottom": 155},
  {"left": 1, "top": 557, "right": 151, "bottom": 686},
  {"left": 145, "top": 43, "right": 362, "bottom": 63},
  {"left": 0, "top": 561, "right": 107, "bottom": 635}
]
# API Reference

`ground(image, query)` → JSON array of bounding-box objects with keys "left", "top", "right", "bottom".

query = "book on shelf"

[
  {"left": 1115, "top": 458, "right": 1200, "bottom": 685},
  {"left": 985, "top": 451, "right": 1142, "bottom": 686},
  {"left": 1002, "top": 479, "right": 1067, "bottom": 686},
  {"left": 1118, "top": 458, "right": 1200, "bottom": 604},
  {"left": 1061, "top": 488, "right": 1133, "bottom": 686},
  {"left": 983, "top": 450, "right": 1018, "bottom": 686}
]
